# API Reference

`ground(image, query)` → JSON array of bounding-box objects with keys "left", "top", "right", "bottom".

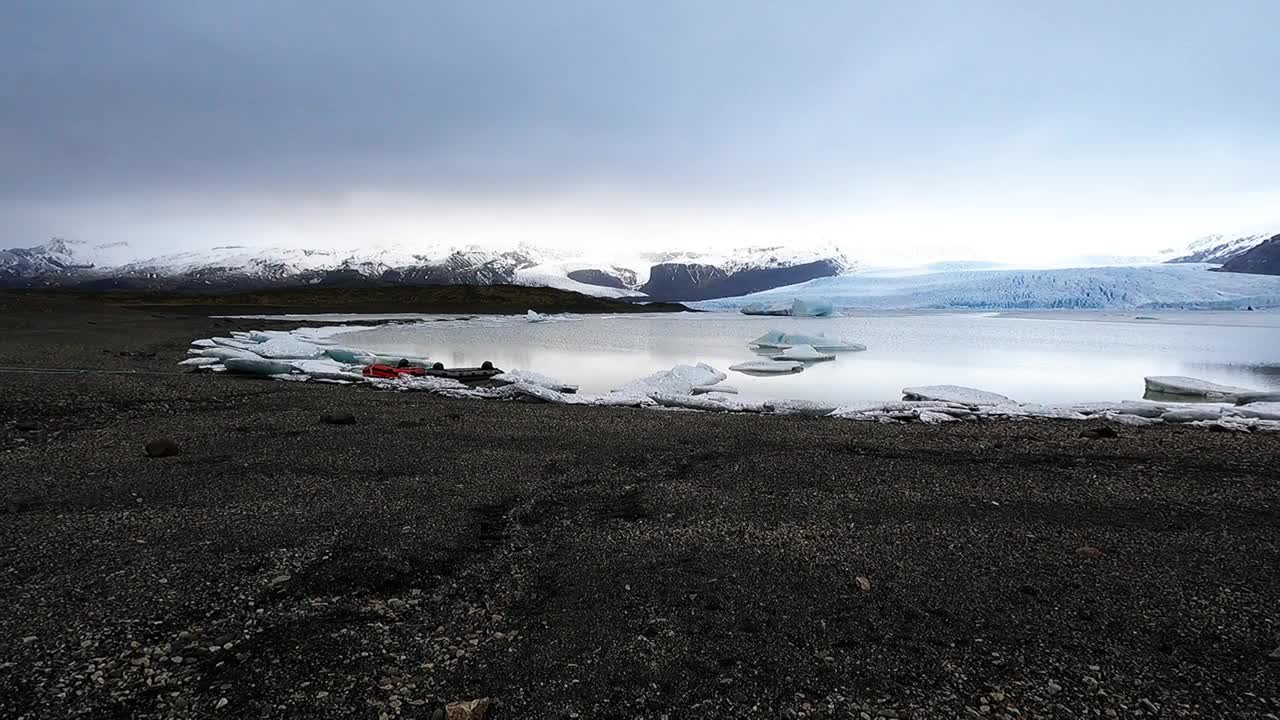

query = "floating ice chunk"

[
  {"left": 178, "top": 357, "right": 219, "bottom": 367},
  {"left": 1233, "top": 402, "right": 1280, "bottom": 420},
  {"left": 1235, "top": 391, "right": 1280, "bottom": 404},
  {"left": 1071, "top": 400, "right": 1170, "bottom": 418},
  {"left": 211, "top": 337, "right": 259, "bottom": 350},
  {"left": 650, "top": 392, "right": 764, "bottom": 413},
  {"left": 729, "top": 359, "right": 804, "bottom": 374},
  {"left": 191, "top": 339, "right": 217, "bottom": 348},
  {"left": 253, "top": 338, "right": 327, "bottom": 359},
  {"left": 613, "top": 363, "right": 726, "bottom": 397},
  {"left": 1104, "top": 412, "right": 1161, "bottom": 427},
  {"left": 741, "top": 298, "right": 834, "bottom": 317},
  {"left": 790, "top": 297, "right": 834, "bottom": 317},
  {"left": 749, "top": 330, "right": 788, "bottom": 348},
  {"left": 1144, "top": 375, "right": 1258, "bottom": 402},
  {"left": 740, "top": 301, "right": 794, "bottom": 316},
  {"left": 772, "top": 344, "right": 835, "bottom": 362},
  {"left": 693, "top": 384, "right": 737, "bottom": 395},
  {"left": 527, "top": 310, "right": 548, "bottom": 323},
  {"left": 762, "top": 399, "right": 839, "bottom": 416},
  {"left": 194, "top": 346, "right": 262, "bottom": 361},
  {"left": 324, "top": 347, "right": 377, "bottom": 365},
  {"left": 749, "top": 330, "right": 863, "bottom": 351},
  {"left": 918, "top": 410, "right": 959, "bottom": 424},
  {"left": 902, "top": 385, "right": 1013, "bottom": 406},
  {"left": 287, "top": 359, "right": 366, "bottom": 382},
  {"left": 670, "top": 363, "right": 728, "bottom": 388},
  {"left": 1161, "top": 406, "right": 1225, "bottom": 423},
  {"left": 493, "top": 369, "right": 579, "bottom": 394},
  {"left": 223, "top": 357, "right": 298, "bottom": 376}
]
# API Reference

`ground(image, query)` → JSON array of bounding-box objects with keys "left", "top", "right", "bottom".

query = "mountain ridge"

[{"left": 0, "top": 239, "right": 853, "bottom": 301}]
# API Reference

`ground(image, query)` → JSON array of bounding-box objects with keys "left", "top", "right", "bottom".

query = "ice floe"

[
  {"left": 1144, "top": 375, "right": 1259, "bottom": 402},
  {"left": 493, "top": 369, "right": 579, "bottom": 394},
  {"left": 772, "top": 344, "right": 835, "bottom": 362},
  {"left": 901, "top": 385, "right": 1014, "bottom": 405},
  {"left": 748, "top": 330, "right": 866, "bottom": 351},
  {"left": 527, "top": 310, "right": 548, "bottom": 323},
  {"left": 729, "top": 359, "right": 805, "bottom": 374}
]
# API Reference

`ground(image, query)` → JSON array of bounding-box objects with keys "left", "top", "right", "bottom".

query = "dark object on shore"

[
  {"left": 143, "top": 438, "right": 182, "bottom": 458},
  {"left": 319, "top": 412, "right": 356, "bottom": 425},
  {"left": 424, "top": 364, "right": 502, "bottom": 381},
  {"left": 14, "top": 421, "right": 39, "bottom": 432},
  {"left": 363, "top": 363, "right": 503, "bottom": 382},
  {"left": 443, "top": 698, "right": 492, "bottom": 720},
  {"left": 1076, "top": 546, "right": 1104, "bottom": 558},
  {"left": 1079, "top": 427, "right": 1118, "bottom": 439}
]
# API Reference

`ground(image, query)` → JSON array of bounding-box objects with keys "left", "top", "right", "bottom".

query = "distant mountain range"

[{"left": 0, "top": 238, "right": 853, "bottom": 302}]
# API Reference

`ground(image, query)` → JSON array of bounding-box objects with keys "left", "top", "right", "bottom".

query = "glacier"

[{"left": 697, "top": 264, "right": 1280, "bottom": 311}]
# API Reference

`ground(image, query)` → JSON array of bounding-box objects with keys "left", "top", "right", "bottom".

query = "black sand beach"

[{"left": 1, "top": 291, "right": 1278, "bottom": 719}]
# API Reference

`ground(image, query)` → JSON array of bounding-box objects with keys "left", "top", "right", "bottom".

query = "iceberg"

[
  {"left": 223, "top": 357, "right": 298, "bottom": 376},
  {"left": 1144, "top": 375, "right": 1259, "bottom": 402},
  {"left": 1234, "top": 402, "right": 1280, "bottom": 421},
  {"left": 729, "top": 359, "right": 804, "bottom": 374},
  {"left": 193, "top": 346, "right": 262, "bottom": 361},
  {"left": 740, "top": 301, "right": 794, "bottom": 316},
  {"left": 740, "top": 297, "right": 835, "bottom": 317},
  {"left": 749, "top": 329, "right": 865, "bottom": 351},
  {"left": 790, "top": 297, "right": 834, "bottom": 318},
  {"left": 527, "top": 310, "right": 548, "bottom": 323},
  {"left": 324, "top": 347, "right": 378, "bottom": 365},
  {"left": 493, "top": 369, "right": 579, "bottom": 394},
  {"left": 613, "top": 363, "right": 727, "bottom": 397},
  {"left": 253, "top": 338, "right": 327, "bottom": 360},
  {"left": 772, "top": 344, "right": 835, "bottom": 362},
  {"left": 178, "top": 357, "right": 220, "bottom": 367},
  {"left": 901, "top": 385, "right": 1014, "bottom": 406}
]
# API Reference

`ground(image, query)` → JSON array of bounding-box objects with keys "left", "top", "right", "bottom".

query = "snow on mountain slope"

[
  {"left": 512, "top": 266, "right": 647, "bottom": 298},
  {"left": 0, "top": 238, "right": 857, "bottom": 299},
  {"left": 1165, "top": 232, "right": 1274, "bottom": 264},
  {"left": 697, "top": 264, "right": 1280, "bottom": 311}
]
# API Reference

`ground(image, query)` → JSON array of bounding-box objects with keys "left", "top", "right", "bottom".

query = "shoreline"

[{"left": 2, "top": 293, "right": 1279, "bottom": 719}]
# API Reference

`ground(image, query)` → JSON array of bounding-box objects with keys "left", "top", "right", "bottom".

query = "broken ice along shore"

[{"left": 180, "top": 325, "right": 1280, "bottom": 433}]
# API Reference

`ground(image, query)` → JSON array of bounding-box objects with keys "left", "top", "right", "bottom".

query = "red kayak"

[{"left": 362, "top": 363, "right": 427, "bottom": 379}]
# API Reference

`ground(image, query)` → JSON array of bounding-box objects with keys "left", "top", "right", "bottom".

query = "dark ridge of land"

[
  {"left": 0, "top": 284, "right": 691, "bottom": 317},
  {"left": 1, "top": 293, "right": 1278, "bottom": 720}
]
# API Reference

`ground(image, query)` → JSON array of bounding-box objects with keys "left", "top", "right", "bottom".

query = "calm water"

[{"left": 333, "top": 311, "right": 1280, "bottom": 405}]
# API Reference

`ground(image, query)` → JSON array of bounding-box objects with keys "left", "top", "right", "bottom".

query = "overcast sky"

[{"left": 2, "top": 1, "right": 1278, "bottom": 264}]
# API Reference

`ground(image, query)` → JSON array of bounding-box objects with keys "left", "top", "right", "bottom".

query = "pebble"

[
  {"left": 1075, "top": 546, "right": 1104, "bottom": 559},
  {"left": 216, "top": 697, "right": 228, "bottom": 710},
  {"left": 144, "top": 438, "right": 182, "bottom": 458},
  {"left": 1046, "top": 682, "right": 1062, "bottom": 695}
]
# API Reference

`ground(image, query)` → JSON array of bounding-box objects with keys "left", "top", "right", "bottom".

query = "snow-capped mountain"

[
  {"left": 697, "top": 263, "right": 1280, "bottom": 311},
  {"left": 0, "top": 238, "right": 854, "bottom": 301},
  {"left": 1164, "top": 232, "right": 1274, "bottom": 264},
  {"left": 1216, "top": 233, "right": 1280, "bottom": 276}
]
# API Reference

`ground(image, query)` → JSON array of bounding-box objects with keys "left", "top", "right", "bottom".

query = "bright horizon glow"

[{"left": 3, "top": 2, "right": 1278, "bottom": 265}]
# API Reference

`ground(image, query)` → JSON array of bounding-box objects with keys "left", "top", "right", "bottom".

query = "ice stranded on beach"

[{"left": 179, "top": 330, "right": 1279, "bottom": 432}]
